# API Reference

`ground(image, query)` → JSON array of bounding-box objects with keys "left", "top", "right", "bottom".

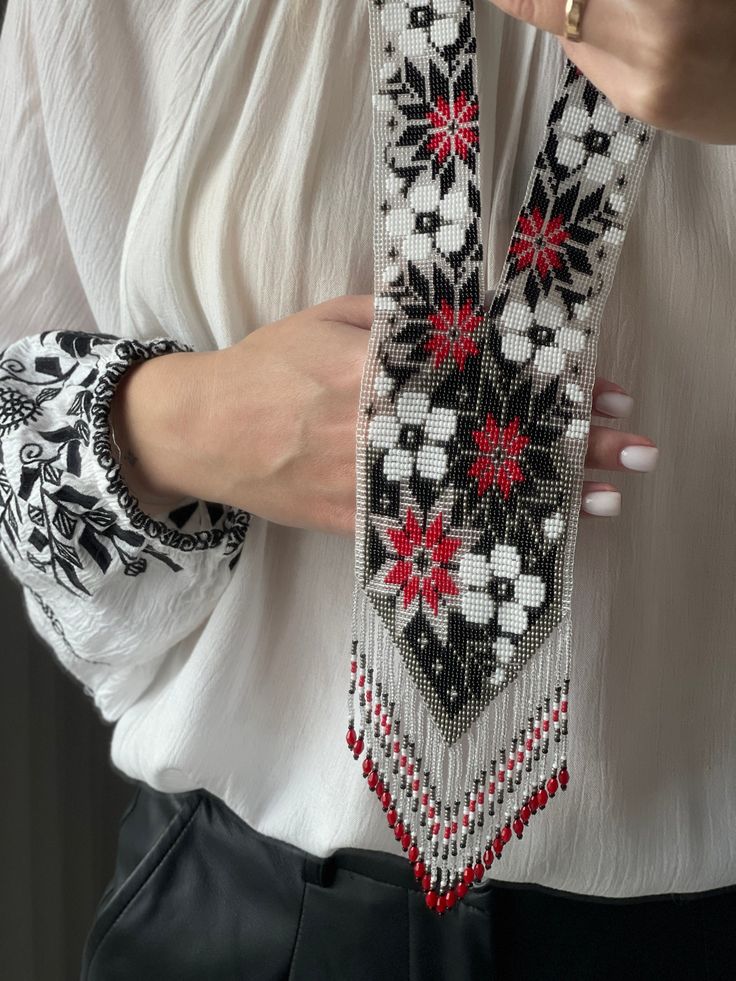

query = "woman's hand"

[
  {"left": 487, "top": 0, "right": 736, "bottom": 144},
  {"left": 109, "top": 295, "right": 372, "bottom": 535},
  {"left": 581, "top": 376, "right": 657, "bottom": 518},
  {"left": 109, "top": 293, "right": 657, "bottom": 536}
]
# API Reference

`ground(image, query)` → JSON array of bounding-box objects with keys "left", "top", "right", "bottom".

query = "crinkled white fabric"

[{"left": 1, "top": 0, "right": 735, "bottom": 897}]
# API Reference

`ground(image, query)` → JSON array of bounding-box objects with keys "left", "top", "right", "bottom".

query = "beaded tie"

[{"left": 347, "top": 0, "right": 655, "bottom": 915}]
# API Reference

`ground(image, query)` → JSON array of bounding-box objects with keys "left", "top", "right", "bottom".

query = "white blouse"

[{"left": 1, "top": 0, "right": 735, "bottom": 898}]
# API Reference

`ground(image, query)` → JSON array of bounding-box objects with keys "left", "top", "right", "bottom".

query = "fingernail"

[
  {"left": 582, "top": 491, "right": 621, "bottom": 516},
  {"left": 594, "top": 391, "right": 633, "bottom": 417},
  {"left": 619, "top": 445, "right": 659, "bottom": 472}
]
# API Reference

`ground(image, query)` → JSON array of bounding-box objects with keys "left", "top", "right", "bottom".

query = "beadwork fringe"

[{"left": 346, "top": 585, "right": 571, "bottom": 915}]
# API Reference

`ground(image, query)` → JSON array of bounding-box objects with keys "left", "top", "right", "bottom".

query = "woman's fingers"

[
  {"left": 580, "top": 376, "right": 657, "bottom": 517},
  {"left": 580, "top": 481, "right": 621, "bottom": 518},
  {"left": 589, "top": 377, "right": 658, "bottom": 469},
  {"left": 591, "top": 377, "right": 634, "bottom": 419},
  {"left": 486, "top": 0, "right": 624, "bottom": 50},
  {"left": 585, "top": 424, "right": 658, "bottom": 472}
]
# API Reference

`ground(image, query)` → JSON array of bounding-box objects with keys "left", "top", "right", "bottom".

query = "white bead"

[
  {"left": 591, "top": 102, "right": 621, "bottom": 135},
  {"left": 461, "top": 591, "right": 495, "bottom": 625},
  {"left": 374, "top": 372, "right": 395, "bottom": 397},
  {"left": 515, "top": 574, "right": 545, "bottom": 609},
  {"left": 566, "top": 382, "right": 584, "bottom": 403},
  {"left": 459, "top": 553, "right": 491, "bottom": 588},
  {"left": 560, "top": 104, "right": 589, "bottom": 138},
  {"left": 535, "top": 299, "right": 565, "bottom": 330},
  {"left": 383, "top": 447, "right": 413, "bottom": 481},
  {"left": 498, "top": 601, "right": 528, "bottom": 635},
  {"left": 500, "top": 300, "right": 533, "bottom": 334},
  {"left": 534, "top": 345, "right": 566, "bottom": 375},
  {"left": 416, "top": 444, "right": 447, "bottom": 480},
  {"left": 489, "top": 544, "right": 521, "bottom": 579},
  {"left": 543, "top": 511, "right": 566, "bottom": 541},
  {"left": 611, "top": 131, "right": 638, "bottom": 164},
  {"left": 494, "top": 637, "right": 516, "bottom": 664},
  {"left": 409, "top": 180, "right": 440, "bottom": 214},
  {"left": 566, "top": 418, "right": 590, "bottom": 440},
  {"left": 368, "top": 414, "right": 399, "bottom": 449},
  {"left": 397, "top": 390, "right": 430, "bottom": 425},
  {"left": 501, "top": 331, "right": 533, "bottom": 363},
  {"left": 424, "top": 407, "right": 457, "bottom": 443}
]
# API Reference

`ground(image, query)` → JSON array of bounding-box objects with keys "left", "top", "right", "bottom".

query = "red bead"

[
  {"left": 463, "top": 865, "right": 475, "bottom": 885},
  {"left": 393, "top": 821, "right": 404, "bottom": 840},
  {"left": 456, "top": 881, "right": 469, "bottom": 899},
  {"left": 520, "top": 805, "right": 531, "bottom": 824},
  {"left": 362, "top": 757, "right": 372, "bottom": 775},
  {"left": 493, "top": 835, "right": 504, "bottom": 856},
  {"left": 445, "top": 889, "right": 457, "bottom": 909},
  {"left": 436, "top": 895, "right": 446, "bottom": 914},
  {"left": 375, "top": 780, "right": 384, "bottom": 798},
  {"left": 421, "top": 873, "right": 432, "bottom": 892},
  {"left": 513, "top": 818, "right": 524, "bottom": 838},
  {"left": 559, "top": 767, "right": 570, "bottom": 789},
  {"left": 546, "top": 776, "right": 558, "bottom": 797},
  {"left": 367, "top": 770, "right": 378, "bottom": 790},
  {"left": 501, "top": 825, "right": 512, "bottom": 844},
  {"left": 483, "top": 848, "right": 494, "bottom": 869},
  {"left": 387, "top": 808, "right": 398, "bottom": 827},
  {"left": 353, "top": 738, "right": 364, "bottom": 756},
  {"left": 401, "top": 832, "right": 412, "bottom": 851},
  {"left": 474, "top": 862, "right": 484, "bottom": 882},
  {"left": 538, "top": 788, "right": 548, "bottom": 809},
  {"left": 529, "top": 794, "right": 539, "bottom": 814},
  {"left": 408, "top": 845, "right": 419, "bottom": 863},
  {"left": 413, "top": 860, "right": 425, "bottom": 880},
  {"left": 426, "top": 890, "right": 438, "bottom": 910},
  {"left": 381, "top": 790, "right": 392, "bottom": 811},
  {"left": 346, "top": 727, "right": 356, "bottom": 748}
]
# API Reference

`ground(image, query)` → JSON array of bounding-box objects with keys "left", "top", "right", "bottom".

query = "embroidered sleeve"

[{"left": 0, "top": 330, "right": 250, "bottom": 719}]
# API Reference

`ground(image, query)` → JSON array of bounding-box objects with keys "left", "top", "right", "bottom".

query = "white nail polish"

[
  {"left": 582, "top": 491, "right": 621, "bottom": 516},
  {"left": 619, "top": 445, "right": 659, "bottom": 472},
  {"left": 594, "top": 392, "right": 633, "bottom": 417}
]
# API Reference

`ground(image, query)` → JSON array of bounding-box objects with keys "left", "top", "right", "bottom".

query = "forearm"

[{"left": 107, "top": 348, "right": 215, "bottom": 516}]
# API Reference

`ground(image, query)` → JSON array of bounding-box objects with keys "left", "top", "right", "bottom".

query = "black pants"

[{"left": 80, "top": 783, "right": 736, "bottom": 980}]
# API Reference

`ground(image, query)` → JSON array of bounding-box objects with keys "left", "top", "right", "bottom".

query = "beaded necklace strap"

[{"left": 347, "top": 0, "right": 654, "bottom": 915}]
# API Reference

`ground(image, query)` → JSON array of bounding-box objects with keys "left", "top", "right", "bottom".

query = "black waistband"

[{"left": 126, "top": 781, "right": 736, "bottom": 909}]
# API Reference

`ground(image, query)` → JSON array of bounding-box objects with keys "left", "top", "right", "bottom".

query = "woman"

[{"left": 1, "top": 0, "right": 735, "bottom": 978}]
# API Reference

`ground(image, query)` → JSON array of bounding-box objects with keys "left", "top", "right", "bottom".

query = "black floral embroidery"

[{"left": 0, "top": 331, "right": 249, "bottom": 598}]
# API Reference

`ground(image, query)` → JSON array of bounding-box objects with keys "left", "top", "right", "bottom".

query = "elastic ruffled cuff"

[{"left": 88, "top": 335, "right": 249, "bottom": 562}]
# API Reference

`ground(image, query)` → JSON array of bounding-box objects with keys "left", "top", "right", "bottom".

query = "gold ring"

[{"left": 564, "top": 0, "right": 588, "bottom": 42}]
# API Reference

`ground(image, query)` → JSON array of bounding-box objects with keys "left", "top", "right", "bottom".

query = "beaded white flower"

[
  {"left": 381, "top": 0, "right": 462, "bottom": 56},
  {"left": 385, "top": 181, "right": 468, "bottom": 261},
  {"left": 498, "top": 298, "right": 588, "bottom": 376},
  {"left": 457, "top": 543, "right": 546, "bottom": 631},
  {"left": 368, "top": 390, "right": 457, "bottom": 482},
  {"left": 556, "top": 102, "right": 639, "bottom": 184}
]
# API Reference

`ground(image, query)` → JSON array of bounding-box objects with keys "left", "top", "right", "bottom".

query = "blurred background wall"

[
  {"left": 0, "top": 568, "right": 132, "bottom": 980},
  {"left": 0, "top": 3, "right": 133, "bottom": 979}
]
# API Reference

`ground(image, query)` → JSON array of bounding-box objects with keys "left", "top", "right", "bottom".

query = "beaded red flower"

[
  {"left": 384, "top": 507, "right": 461, "bottom": 617},
  {"left": 426, "top": 91, "right": 479, "bottom": 164},
  {"left": 468, "top": 415, "right": 530, "bottom": 499},
  {"left": 509, "top": 206, "right": 569, "bottom": 279},
  {"left": 425, "top": 298, "right": 482, "bottom": 370}
]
